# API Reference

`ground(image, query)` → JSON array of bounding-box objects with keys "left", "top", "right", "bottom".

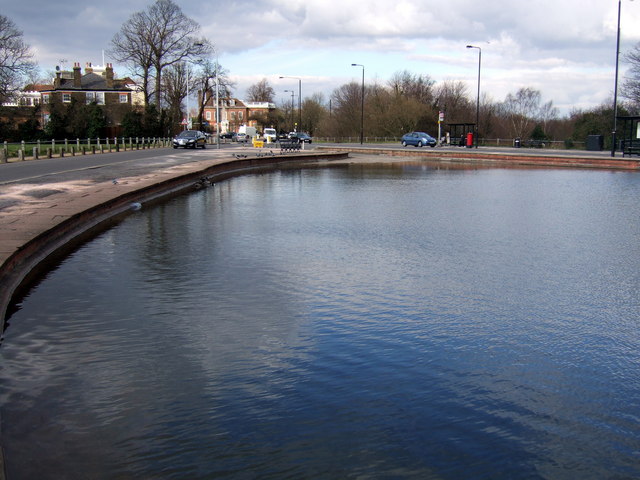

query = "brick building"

[
  {"left": 202, "top": 97, "right": 276, "bottom": 134},
  {"left": 39, "top": 62, "right": 137, "bottom": 136}
]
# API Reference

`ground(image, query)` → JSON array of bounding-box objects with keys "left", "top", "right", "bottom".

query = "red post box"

[{"left": 466, "top": 132, "right": 474, "bottom": 148}]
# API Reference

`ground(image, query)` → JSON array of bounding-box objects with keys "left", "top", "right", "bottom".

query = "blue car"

[{"left": 401, "top": 132, "right": 437, "bottom": 148}]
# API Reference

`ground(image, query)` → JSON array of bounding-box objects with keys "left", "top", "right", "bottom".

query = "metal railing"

[{"left": 1, "top": 137, "right": 172, "bottom": 163}]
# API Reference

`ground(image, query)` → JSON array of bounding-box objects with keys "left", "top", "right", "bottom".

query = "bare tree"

[
  {"left": 537, "top": 100, "right": 559, "bottom": 137},
  {"left": 433, "top": 80, "right": 471, "bottom": 124},
  {"left": 246, "top": 78, "right": 275, "bottom": 102},
  {"left": 623, "top": 42, "right": 640, "bottom": 110},
  {"left": 301, "top": 93, "right": 327, "bottom": 135},
  {"left": 388, "top": 70, "right": 435, "bottom": 104},
  {"left": 501, "top": 87, "right": 542, "bottom": 138},
  {"left": 330, "top": 82, "right": 364, "bottom": 137},
  {"left": 162, "top": 62, "right": 187, "bottom": 131},
  {"left": 0, "top": 15, "right": 36, "bottom": 103},
  {"left": 193, "top": 60, "right": 234, "bottom": 131},
  {"left": 110, "top": 0, "right": 211, "bottom": 107}
]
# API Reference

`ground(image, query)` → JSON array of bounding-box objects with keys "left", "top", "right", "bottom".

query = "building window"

[
  {"left": 95, "top": 92, "right": 105, "bottom": 105},
  {"left": 239, "top": 111, "right": 243, "bottom": 121},
  {"left": 62, "top": 93, "right": 71, "bottom": 103},
  {"left": 205, "top": 111, "right": 211, "bottom": 121},
  {"left": 231, "top": 112, "right": 236, "bottom": 121},
  {"left": 42, "top": 94, "right": 49, "bottom": 104},
  {"left": 86, "top": 92, "right": 95, "bottom": 104},
  {"left": 119, "top": 94, "right": 128, "bottom": 103}
]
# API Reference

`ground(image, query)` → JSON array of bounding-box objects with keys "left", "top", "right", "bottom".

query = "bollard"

[
  {"left": 82, "top": 146, "right": 86, "bottom": 155},
  {"left": 47, "top": 148, "right": 52, "bottom": 158},
  {"left": 33, "top": 147, "right": 38, "bottom": 160},
  {"left": 91, "top": 146, "right": 96, "bottom": 154},
  {"left": 71, "top": 146, "right": 75, "bottom": 156},
  {"left": 60, "top": 149, "right": 64, "bottom": 158},
  {"left": 18, "top": 149, "right": 24, "bottom": 161},
  {"left": 116, "top": 143, "right": 119, "bottom": 152},
  {"left": 1, "top": 150, "right": 7, "bottom": 163}
]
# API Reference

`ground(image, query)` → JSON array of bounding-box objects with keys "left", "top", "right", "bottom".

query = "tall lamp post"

[
  {"left": 466, "top": 45, "right": 481, "bottom": 148},
  {"left": 352, "top": 63, "right": 364, "bottom": 144},
  {"left": 215, "top": 58, "right": 220, "bottom": 149},
  {"left": 280, "top": 76, "right": 301, "bottom": 132},
  {"left": 612, "top": 0, "right": 636, "bottom": 156}
]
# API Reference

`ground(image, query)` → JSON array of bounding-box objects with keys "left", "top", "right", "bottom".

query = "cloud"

[{"left": 3, "top": 0, "right": 640, "bottom": 116}]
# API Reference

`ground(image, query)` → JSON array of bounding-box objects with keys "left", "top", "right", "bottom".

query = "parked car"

[
  {"left": 219, "top": 132, "right": 237, "bottom": 140},
  {"left": 173, "top": 130, "right": 207, "bottom": 149},
  {"left": 401, "top": 132, "right": 437, "bottom": 148},
  {"left": 236, "top": 132, "right": 250, "bottom": 143},
  {"left": 288, "top": 132, "right": 313, "bottom": 143}
]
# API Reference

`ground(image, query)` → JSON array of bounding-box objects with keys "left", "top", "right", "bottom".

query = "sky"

[{"left": 4, "top": 0, "right": 640, "bottom": 116}]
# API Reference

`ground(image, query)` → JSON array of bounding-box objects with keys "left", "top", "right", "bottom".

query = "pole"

[
  {"left": 352, "top": 64, "right": 364, "bottom": 144},
  {"left": 298, "top": 79, "right": 302, "bottom": 133},
  {"left": 612, "top": 0, "right": 622, "bottom": 157},
  {"left": 186, "top": 62, "right": 189, "bottom": 130},
  {"left": 467, "top": 45, "right": 481, "bottom": 148},
  {"left": 216, "top": 69, "right": 220, "bottom": 149}
]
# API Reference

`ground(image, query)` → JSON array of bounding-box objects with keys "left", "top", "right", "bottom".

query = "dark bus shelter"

[
  {"left": 617, "top": 116, "right": 640, "bottom": 157},
  {"left": 447, "top": 123, "right": 476, "bottom": 146}
]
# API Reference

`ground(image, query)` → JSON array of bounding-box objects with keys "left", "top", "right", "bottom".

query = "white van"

[
  {"left": 238, "top": 125, "right": 257, "bottom": 139},
  {"left": 263, "top": 128, "right": 277, "bottom": 143}
]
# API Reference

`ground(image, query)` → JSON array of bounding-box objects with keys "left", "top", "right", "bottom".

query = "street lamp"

[
  {"left": 352, "top": 64, "right": 364, "bottom": 144},
  {"left": 284, "top": 89, "right": 296, "bottom": 132},
  {"left": 611, "top": 0, "right": 634, "bottom": 156},
  {"left": 280, "top": 76, "right": 301, "bottom": 132},
  {"left": 215, "top": 58, "right": 220, "bottom": 149},
  {"left": 466, "top": 45, "right": 481, "bottom": 148}
]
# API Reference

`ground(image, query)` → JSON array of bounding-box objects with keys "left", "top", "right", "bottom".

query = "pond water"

[{"left": 2, "top": 161, "right": 640, "bottom": 479}]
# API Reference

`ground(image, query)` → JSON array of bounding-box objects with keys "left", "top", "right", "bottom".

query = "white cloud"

[{"left": 3, "top": 0, "right": 640, "bottom": 115}]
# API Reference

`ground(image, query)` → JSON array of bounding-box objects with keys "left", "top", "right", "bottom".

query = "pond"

[{"left": 2, "top": 161, "right": 640, "bottom": 479}]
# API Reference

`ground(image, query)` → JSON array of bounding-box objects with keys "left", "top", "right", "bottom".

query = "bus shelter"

[
  {"left": 617, "top": 116, "right": 640, "bottom": 157},
  {"left": 447, "top": 123, "right": 476, "bottom": 146}
]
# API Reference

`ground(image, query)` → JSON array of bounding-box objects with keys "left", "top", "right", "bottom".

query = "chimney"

[
  {"left": 73, "top": 62, "right": 82, "bottom": 88},
  {"left": 105, "top": 63, "right": 114, "bottom": 89},
  {"left": 85, "top": 62, "right": 93, "bottom": 74},
  {"left": 54, "top": 70, "right": 61, "bottom": 88}
]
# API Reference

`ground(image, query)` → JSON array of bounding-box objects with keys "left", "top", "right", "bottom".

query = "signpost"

[{"left": 438, "top": 111, "right": 445, "bottom": 146}]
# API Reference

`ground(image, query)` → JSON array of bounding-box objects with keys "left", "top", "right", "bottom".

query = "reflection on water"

[{"left": 2, "top": 161, "right": 640, "bottom": 479}]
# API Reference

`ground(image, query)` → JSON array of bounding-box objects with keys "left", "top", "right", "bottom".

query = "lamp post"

[
  {"left": 352, "top": 63, "right": 364, "bottom": 144},
  {"left": 466, "top": 45, "right": 481, "bottom": 148},
  {"left": 280, "top": 76, "right": 301, "bottom": 132},
  {"left": 215, "top": 59, "right": 220, "bottom": 149},
  {"left": 611, "top": 0, "right": 635, "bottom": 156}
]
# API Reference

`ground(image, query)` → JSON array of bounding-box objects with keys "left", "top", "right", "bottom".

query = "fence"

[
  {"left": 312, "top": 137, "right": 585, "bottom": 150},
  {"left": 1, "top": 137, "right": 172, "bottom": 163}
]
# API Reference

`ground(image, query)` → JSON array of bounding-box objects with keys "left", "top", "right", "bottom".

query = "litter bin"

[
  {"left": 466, "top": 132, "right": 474, "bottom": 148},
  {"left": 586, "top": 135, "right": 604, "bottom": 151},
  {"left": 514, "top": 137, "right": 521, "bottom": 148}
]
